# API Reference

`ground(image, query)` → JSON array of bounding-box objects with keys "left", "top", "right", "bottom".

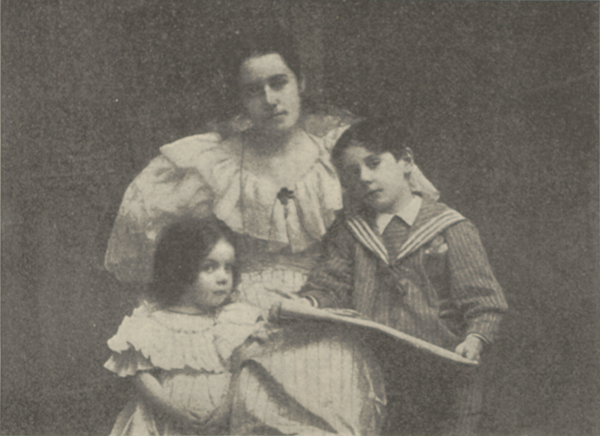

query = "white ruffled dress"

[{"left": 105, "top": 302, "right": 263, "bottom": 436}]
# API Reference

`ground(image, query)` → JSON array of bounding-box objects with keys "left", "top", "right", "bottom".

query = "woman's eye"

[
  {"left": 225, "top": 264, "right": 234, "bottom": 272},
  {"left": 269, "top": 77, "right": 288, "bottom": 91}
]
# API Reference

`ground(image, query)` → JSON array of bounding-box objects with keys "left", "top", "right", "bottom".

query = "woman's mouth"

[{"left": 270, "top": 111, "right": 287, "bottom": 119}]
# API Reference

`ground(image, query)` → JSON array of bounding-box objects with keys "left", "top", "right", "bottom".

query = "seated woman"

[{"left": 105, "top": 21, "right": 437, "bottom": 435}]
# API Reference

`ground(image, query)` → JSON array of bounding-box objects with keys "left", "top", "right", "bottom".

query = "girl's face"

[
  {"left": 181, "top": 238, "right": 235, "bottom": 310},
  {"left": 239, "top": 53, "right": 303, "bottom": 135}
]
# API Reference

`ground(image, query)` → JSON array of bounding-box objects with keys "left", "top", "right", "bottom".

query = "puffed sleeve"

[
  {"left": 104, "top": 348, "right": 155, "bottom": 377},
  {"left": 105, "top": 154, "right": 214, "bottom": 283},
  {"left": 104, "top": 307, "right": 156, "bottom": 377}
]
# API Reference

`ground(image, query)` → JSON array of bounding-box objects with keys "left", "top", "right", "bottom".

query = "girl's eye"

[
  {"left": 244, "top": 84, "right": 263, "bottom": 97},
  {"left": 269, "top": 76, "right": 288, "bottom": 91},
  {"left": 225, "top": 264, "right": 234, "bottom": 272},
  {"left": 200, "top": 262, "right": 217, "bottom": 272}
]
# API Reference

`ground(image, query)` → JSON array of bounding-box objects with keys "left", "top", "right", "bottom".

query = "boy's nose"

[{"left": 359, "top": 167, "right": 374, "bottom": 184}]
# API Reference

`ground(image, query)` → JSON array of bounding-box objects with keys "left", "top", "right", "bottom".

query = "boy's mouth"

[{"left": 365, "top": 189, "right": 383, "bottom": 199}]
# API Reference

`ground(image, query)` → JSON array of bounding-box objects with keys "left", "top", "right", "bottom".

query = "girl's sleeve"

[
  {"left": 104, "top": 311, "right": 155, "bottom": 377},
  {"left": 104, "top": 154, "right": 214, "bottom": 283},
  {"left": 104, "top": 348, "right": 154, "bottom": 377}
]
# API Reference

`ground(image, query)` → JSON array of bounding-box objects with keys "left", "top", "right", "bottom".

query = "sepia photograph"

[{"left": 2, "top": 1, "right": 598, "bottom": 435}]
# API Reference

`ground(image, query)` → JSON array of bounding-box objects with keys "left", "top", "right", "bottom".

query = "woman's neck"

[
  {"left": 245, "top": 124, "right": 303, "bottom": 157},
  {"left": 241, "top": 125, "right": 321, "bottom": 189}
]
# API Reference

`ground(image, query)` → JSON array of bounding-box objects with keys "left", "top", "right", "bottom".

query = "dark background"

[{"left": 2, "top": 1, "right": 598, "bottom": 435}]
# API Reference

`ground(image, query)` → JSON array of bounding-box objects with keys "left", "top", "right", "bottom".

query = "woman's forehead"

[{"left": 239, "top": 53, "right": 294, "bottom": 85}]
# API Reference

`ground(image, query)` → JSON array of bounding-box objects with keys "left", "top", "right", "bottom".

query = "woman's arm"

[
  {"left": 133, "top": 372, "right": 203, "bottom": 426},
  {"left": 105, "top": 155, "right": 214, "bottom": 283}
]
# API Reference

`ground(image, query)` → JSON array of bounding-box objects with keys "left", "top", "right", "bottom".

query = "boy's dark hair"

[
  {"left": 219, "top": 20, "right": 302, "bottom": 101},
  {"left": 149, "top": 216, "right": 240, "bottom": 308},
  {"left": 331, "top": 119, "right": 412, "bottom": 170}
]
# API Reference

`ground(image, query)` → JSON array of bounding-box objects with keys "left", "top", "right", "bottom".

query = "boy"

[{"left": 299, "top": 120, "right": 508, "bottom": 435}]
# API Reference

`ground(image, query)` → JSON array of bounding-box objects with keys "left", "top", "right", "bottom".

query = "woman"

[{"left": 105, "top": 24, "right": 436, "bottom": 434}]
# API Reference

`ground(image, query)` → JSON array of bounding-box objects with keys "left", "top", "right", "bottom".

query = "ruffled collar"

[
  {"left": 107, "top": 302, "right": 263, "bottom": 372},
  {"left": 160, "top": 126, "right": 348, "bottom": 252}
]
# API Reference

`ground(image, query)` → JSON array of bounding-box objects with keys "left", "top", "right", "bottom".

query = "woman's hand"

[
  {"left": 268, "top": 298, "right": 313, "bottom": 322},
  {"left": 454, "top": 335, "right": 484, "bottom": 362},
  {"left": 167, "top": 408, "right": 205, "bottom": 429}
]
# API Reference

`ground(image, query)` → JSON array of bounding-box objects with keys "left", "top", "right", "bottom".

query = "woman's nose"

[{"left": 264, "top": 86, "right": 278, "bottom": 106}]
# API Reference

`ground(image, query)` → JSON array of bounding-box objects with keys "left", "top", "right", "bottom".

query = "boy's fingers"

[{"left": 468, "top": 350, "right": 481, "bottom": 362}]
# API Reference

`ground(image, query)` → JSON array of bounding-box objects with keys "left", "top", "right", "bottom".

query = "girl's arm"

[{"left": 133, "top": 372, "right": 203, "bottom": 426}]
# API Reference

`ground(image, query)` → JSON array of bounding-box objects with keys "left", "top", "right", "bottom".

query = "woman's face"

[{"left": 239, "top": 53, "right": 303, "bottom": 135}]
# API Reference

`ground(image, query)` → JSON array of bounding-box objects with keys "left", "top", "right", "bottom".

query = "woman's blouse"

[{"left": 105, "top": 112, "right": 354, "bottom": 283}]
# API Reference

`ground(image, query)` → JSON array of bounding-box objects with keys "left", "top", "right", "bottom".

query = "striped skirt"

[{"left": 231, "top": 267, "right": 386, "bottom": 435}]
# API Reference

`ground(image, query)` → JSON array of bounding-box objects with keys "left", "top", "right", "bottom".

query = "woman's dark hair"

[
  {"left": 218, "top": 21, "right": 302, "bottom": 101},
  {"left": 148, "top": 216, "right": 240, "bottom": 308},
  {"left": 331, "top": 119, "right": 413, "bottom": 170}
]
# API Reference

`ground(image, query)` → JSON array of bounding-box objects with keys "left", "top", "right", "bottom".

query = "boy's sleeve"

[
  {"left": 299, "top": 218, "right": 355, "bottom": 309},
  {"left": 445, "top": 221, "right": 508, "bottom": 344}
]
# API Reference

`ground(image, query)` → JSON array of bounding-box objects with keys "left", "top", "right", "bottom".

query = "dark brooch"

[{"left": 277, "top": 187, "right": 295, "bottom": 206}]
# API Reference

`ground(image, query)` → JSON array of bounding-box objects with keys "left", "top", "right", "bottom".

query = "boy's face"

[{"left": 338, "top": 142, "right": 413, "bottom": 214}]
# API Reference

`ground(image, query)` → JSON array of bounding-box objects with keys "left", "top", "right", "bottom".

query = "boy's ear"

[
  {"left": 402, "top": 148, "right": 415, "bottom": 175},
  {"left": 298, "top": 75, "right": 306, "bottom": 94}
]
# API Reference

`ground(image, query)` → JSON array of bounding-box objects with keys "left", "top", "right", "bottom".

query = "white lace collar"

[{"left": 160, "top": 126, "right": 347, "bottom": 252}]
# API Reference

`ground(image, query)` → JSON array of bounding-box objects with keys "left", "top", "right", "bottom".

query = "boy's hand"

[{"left": 455, "top": 335, "right": 484, "bottom": 362}]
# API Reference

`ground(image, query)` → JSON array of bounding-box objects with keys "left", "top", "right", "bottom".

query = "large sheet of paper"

[{"left": 276, "top": 300, "right": 478, "bottom": 367}]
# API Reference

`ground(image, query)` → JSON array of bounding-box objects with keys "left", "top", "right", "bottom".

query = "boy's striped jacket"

[{"left": 300, "top": 197, "right": 508, "bottom": 349}]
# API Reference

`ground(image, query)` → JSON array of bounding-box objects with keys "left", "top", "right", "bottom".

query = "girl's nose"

[{"left": 216, "top": 268, "right": 230, "bottom": 284}]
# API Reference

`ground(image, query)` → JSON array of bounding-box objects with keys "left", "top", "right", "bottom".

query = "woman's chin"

[{"left": 256, "top": 116, "right": 301, "bottom": 136}]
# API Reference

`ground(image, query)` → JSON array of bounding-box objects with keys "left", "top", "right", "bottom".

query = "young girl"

[{"left": 105, "top": 217, "right": 263, "bottom": 435}]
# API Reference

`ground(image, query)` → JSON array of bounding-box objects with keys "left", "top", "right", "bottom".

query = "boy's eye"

[
  {"left": 366, "top": 159, "right": 380, "bottom": 170},
  {"left": 343, "top": 165, "right": 360, "bottom": 177},
  {"left": 269, "top": 76, "right": 288, "bottom": 91}
]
